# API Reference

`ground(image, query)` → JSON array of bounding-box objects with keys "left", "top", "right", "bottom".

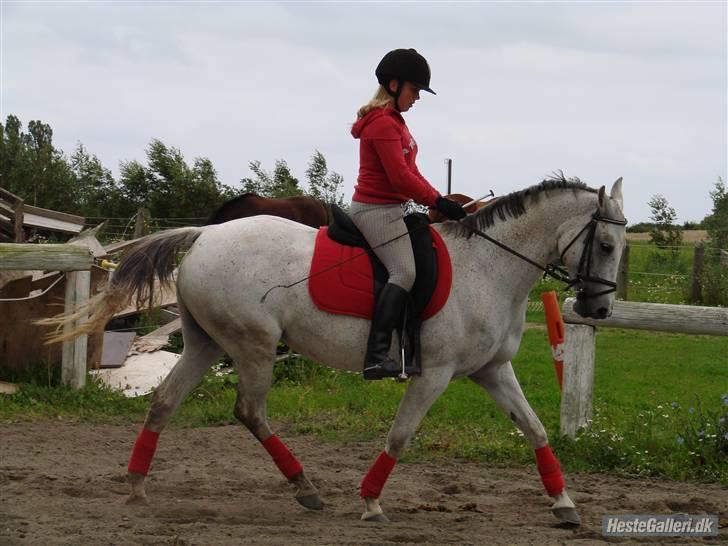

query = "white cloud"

[{"left": 2, "top": 1, "right": 725, "bottom": 223}]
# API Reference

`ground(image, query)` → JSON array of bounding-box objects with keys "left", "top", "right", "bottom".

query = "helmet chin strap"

[{"left": 387, "top": 79, "right": 403, "bottom": 112}]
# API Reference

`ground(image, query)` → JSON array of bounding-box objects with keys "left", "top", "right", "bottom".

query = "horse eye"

[{"left": 600, "top": 242, "right": 614, "bottom": 253}]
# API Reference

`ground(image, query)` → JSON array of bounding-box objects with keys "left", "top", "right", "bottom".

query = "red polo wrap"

[
  {"left": 535, "top": 445, "right": 564, "bottom": 496},
  {"left": 360, "top": 451, "right": 397, "bottom": 499},
  {"left": 262, "top": 434, "right": 303, "bottom": 480},
  {"left": 128, "top": 428, "right": 160, "bottom": 476}
]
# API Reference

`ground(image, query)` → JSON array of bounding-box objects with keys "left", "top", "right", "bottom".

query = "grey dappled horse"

[{"left": 59, "top": 176, "right": 626, "bottom": 526}]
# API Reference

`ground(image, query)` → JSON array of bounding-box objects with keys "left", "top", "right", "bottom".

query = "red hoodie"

[{"left": 351, "top": 108, "right": 441, "bottom": 207}]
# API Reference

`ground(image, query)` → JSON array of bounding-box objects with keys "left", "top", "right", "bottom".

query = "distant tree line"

[{"left": 0, "top": 115, "right": 346, "bottom": 222}]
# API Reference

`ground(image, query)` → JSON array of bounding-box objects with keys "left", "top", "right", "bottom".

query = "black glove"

[{"left": 435, "top": 197, "right": 467, "bottom": 221}]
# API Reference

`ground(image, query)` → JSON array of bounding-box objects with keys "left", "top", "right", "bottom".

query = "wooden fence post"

[
  {"left": 133, "top": 207, "right": 150, "bottom": 239},
  {"left": 560, "top": 324, "right": 596, "bottom": 438},
  {"left": 61, "top": 270, "right": 91, "bottom": 389},
  {"left": 690, "top": 244, "right": 704, "bottom": 303},
  {"left": 617, "top": 244, "right": 629, "bottom": 300}
]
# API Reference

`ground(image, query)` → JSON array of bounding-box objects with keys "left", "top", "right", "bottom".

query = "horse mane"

[{"left": 446, "top": 172, "right": 596, "bottom": 238}]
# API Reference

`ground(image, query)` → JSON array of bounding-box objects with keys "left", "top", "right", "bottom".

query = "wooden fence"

[
  {"left": 558, "top": 297, "right": 728, "bottom": 437},
  {"left": 0, "top": 243, "right": 93, "bottom": 389}
]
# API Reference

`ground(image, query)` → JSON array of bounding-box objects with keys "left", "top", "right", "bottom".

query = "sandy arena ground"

[{"left": 1, "top": 421, "right": 725, "bottom": 545}]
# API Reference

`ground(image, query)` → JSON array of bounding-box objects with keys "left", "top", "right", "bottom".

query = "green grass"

[{"left": 2, "top": 327, "right": 726, "bottom": 484}]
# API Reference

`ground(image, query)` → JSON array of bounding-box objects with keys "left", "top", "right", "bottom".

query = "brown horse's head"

[{"left": 428, "top": 193, "right": 492, "bottom": 223}]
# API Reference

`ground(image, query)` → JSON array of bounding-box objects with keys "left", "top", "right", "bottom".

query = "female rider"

[{"left": 351, "top": 48, "right": 467, "bottom": 380}]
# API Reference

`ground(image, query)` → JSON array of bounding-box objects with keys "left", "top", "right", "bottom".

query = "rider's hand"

[{"left": 435, "top": 197, "right": 467, "bottom": 221}]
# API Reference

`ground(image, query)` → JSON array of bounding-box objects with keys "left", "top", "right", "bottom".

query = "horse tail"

[{"left": 41, "top": 227, "right": 204, "bottom": 343}]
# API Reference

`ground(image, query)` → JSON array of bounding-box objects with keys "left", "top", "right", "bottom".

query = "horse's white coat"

[{"left": 138, "top": 180, "right": 626, "bottom": 522}]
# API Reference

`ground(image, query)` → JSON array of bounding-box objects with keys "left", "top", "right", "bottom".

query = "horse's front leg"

[
  {"left": 360, "top": 368, "right": 451, "bottom": 523},
  {"left": 469, "top": 361, "right": 580, "bottom": 525}
]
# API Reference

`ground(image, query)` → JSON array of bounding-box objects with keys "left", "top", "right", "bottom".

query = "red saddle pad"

[{"left": 308, "top": 227, "right": 452, "bottom": 321}]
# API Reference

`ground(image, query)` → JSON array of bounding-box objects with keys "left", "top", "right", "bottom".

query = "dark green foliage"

[
  {"left": 1, "top": 115, "right": 76, "bottom": 213},
  {"left": 305, "top": 150, "right": 346, "bottom": 207},
  {"left": 648, "top": 194, "right": 682, "bottom": 253},
  {"left": 119, "top": 139, "right": 237, "bottom": 220},
  {"left": 626, "top": 222, "right": 656, "bottom": 233},
  {"left": 240, "top": 159, "right": 303, "bottom": 198},
  {"left": 704, "top": 177, "right": 727, "bottom": 251}
]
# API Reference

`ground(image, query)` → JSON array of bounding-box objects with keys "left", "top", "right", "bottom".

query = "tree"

[
  {"left": 69, "top": 143, "right": 119, "bottom": 218},
  {"left": 305, "top": 150, "right": 346, "bottom": 207},
  {"left": 703, "top": 177, "right": 727, "bottom": 250},
  {"left": 0, "top": 115, "right": 76, "bottom": 212},
  {"left": 648, "top": 194, "right": 682, "bottom": 252},
  {"left": 118, "top": 139, "right": 235, "bottom": 220},
  {"left": 239, "top": 159, "right": 303, "bottom": 198}
]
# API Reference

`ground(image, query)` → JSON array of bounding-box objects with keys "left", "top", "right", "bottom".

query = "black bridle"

[{"left": 462, "top": 209, "right": 627, "bottom": 300}]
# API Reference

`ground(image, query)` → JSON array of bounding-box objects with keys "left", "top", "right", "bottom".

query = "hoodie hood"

[{"left": 351, "top": 108, "right": 404, "bottom": 139}]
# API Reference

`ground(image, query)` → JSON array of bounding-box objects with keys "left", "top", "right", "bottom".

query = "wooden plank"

[
  {"left": 143, "top": 317, "right": 182, "bottom": 339},
  {"left": 0, "top": 243, "right": 93, "bottom": 271},
  {"left": 562, "top": 298, "right": 728, "bottom": 336},
  {"left": 61, "top": 270, "right": 90, "bottom": 389},
  {"left": 0, "top": 381, "right": 18, "bottom": 395},
  {"left": 22, "top": 211, "right": 83, "bottom": 234},
  {"left": 0, "top": 187, "right": 22, "bottom": 204},
  {"left": 101, "top": 332, "right": 137, "bottom": 368},
  {"left": 23, "top": 204, "right": 84, "bottom": 226},
  {"left": 560, "top": 324, "right": 596, "bottom": 438}
]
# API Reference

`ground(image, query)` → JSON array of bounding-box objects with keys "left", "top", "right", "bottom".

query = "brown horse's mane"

[{"left": 446, "top": 172, "right": 596, "bottom": 238}]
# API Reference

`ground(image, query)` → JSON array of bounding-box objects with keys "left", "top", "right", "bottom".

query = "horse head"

[{"left": 558, "top": 178, "right": 626, "bottom": 319}]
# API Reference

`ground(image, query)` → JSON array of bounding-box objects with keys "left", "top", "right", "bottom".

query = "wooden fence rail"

[{"left": 558, "top": 298, "right": 727, "bottom": 437}]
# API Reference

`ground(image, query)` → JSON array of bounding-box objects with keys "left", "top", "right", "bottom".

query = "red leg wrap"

[
  {"left": 262, "top": 434, "right": 303, "bottom": 480},
  {"left": 360, "top": 451, "right": 397, "bottom": 499},
  {"left": 535, "top": 445, "right": 565, "bottom": 496},
  {"left": 128, "top": 428, "right": 160, "bottom": 476}
]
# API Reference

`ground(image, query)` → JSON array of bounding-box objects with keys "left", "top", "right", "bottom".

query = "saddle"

[{"left": 308, "top": 205, "right": 452, "bottom": 375}]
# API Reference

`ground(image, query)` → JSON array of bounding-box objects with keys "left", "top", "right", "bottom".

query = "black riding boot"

[{"left": 363, "top": 283, "right": 408, "bottom": 380}]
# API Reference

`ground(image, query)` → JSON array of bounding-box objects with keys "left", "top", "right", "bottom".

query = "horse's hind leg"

[
  {"left": 227, "top": 339, "right": 323, "bottom": 511},
  {"left": 126, "top": 303, "right": 223, "bottom": 505},
  {"left": 469, "top": 361, "right": 580, "bottom": 525}
]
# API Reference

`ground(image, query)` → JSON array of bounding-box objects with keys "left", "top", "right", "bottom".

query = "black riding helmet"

[{"left": 375, "top": 48, "right": 435, "bottom": 111}]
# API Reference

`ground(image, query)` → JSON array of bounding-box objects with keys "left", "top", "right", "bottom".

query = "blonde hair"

[{"left": 356, "top": 85, "right": 394, "bottom": 119}]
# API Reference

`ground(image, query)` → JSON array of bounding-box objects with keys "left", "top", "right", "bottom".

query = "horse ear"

[
  {"left": 598, "top": 185, "right": 606, "bottom": 208},
  {"left": 610, "top": 177, "right": 624, "bottom": 209}
]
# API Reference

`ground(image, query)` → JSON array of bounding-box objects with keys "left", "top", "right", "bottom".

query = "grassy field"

[{"left": 3, "top": 326, "right": 726, "bottom": 485}]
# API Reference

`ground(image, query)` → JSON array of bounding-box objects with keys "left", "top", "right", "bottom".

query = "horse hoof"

[
  {"left": 125, "top": 494, "right": 149, "bottom": 506},
  {"left": 296, "top": 494, "right": 324, "bottom": 511},
  {"left": 362, "top": 513, "right": 390, "bottom": 523},
  {"left": 552, "top": 506, "right": 581, "bottom": 525}
]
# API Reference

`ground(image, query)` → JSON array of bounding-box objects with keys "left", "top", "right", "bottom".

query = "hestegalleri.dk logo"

[{"left": 602, "top": 515, "right": 718, "bottom": 537}]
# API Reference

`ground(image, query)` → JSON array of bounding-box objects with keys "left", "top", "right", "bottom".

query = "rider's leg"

[{"left": 350, "top": 202, "right": 416, "bottom": 380}]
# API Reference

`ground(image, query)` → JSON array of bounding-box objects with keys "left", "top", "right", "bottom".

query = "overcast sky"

[{"left": 3, "top": 1, "right": 726, "bottom": 223}]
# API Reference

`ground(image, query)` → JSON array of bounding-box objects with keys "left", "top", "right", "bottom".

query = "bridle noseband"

[{"left": 558, "top": 210, "right": 628, "bottom": 300}]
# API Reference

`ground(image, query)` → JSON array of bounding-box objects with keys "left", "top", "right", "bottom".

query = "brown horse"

[
  {"left": 209, "top": 193, "right": 493, "bottom": 228},
  {"left": 207, "top": 193, "right": 330, "bottom": 228}
]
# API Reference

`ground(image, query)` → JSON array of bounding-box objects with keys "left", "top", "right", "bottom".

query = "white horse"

[{"left": 56, "top": 176, "right": 626, "bottom": 526}]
